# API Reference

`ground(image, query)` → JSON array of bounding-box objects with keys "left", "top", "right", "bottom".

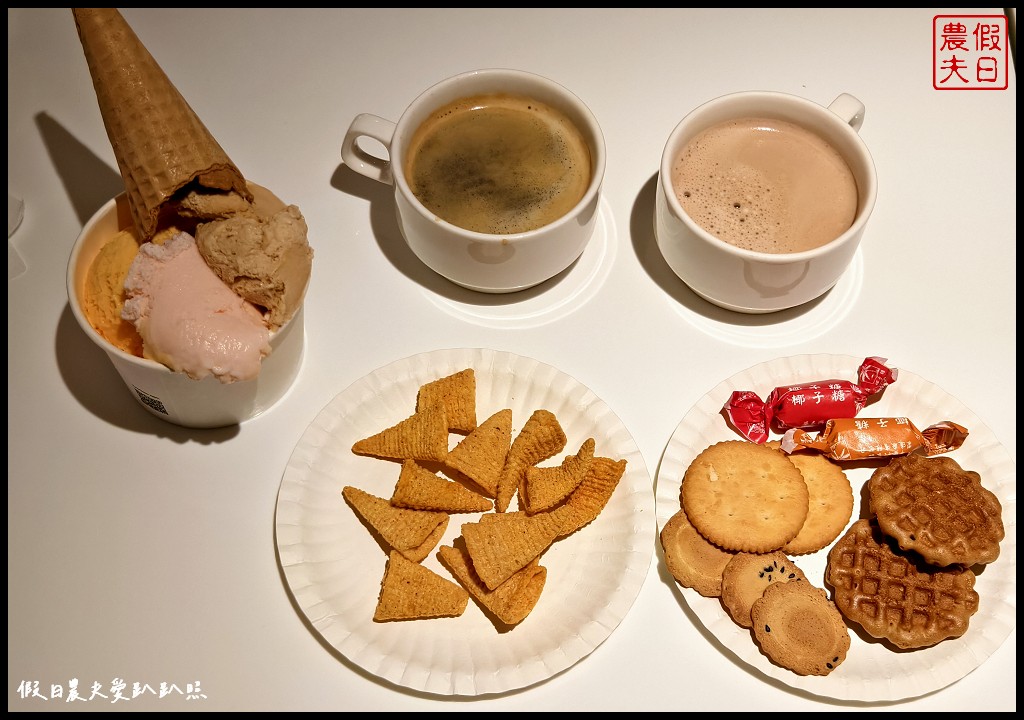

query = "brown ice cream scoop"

[{"left": 195, "top": 205, "right": 313, "bottom": 329}]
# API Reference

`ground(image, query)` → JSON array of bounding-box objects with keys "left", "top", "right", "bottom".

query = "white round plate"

[
  {"left": 276, "top": 348, "right": 655, "bottom": 696},
  {"left": 655, "top": 353, "right": 1016, "bottom": 701}
]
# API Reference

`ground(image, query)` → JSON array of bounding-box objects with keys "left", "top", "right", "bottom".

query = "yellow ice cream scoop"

[{"left": 82, "top": 229, "right": 143, "bottom": 356}]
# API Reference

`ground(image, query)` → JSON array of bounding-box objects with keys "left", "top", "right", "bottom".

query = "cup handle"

[
  {"left": 827, "top": 94, "right": 865, "bottom": 132},
  {"left": 341, "top": 113, "right": 398, "bottom": 185}
]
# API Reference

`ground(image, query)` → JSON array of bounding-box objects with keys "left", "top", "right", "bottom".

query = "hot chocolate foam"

[{"left": 672, "top": 117, "right": 857, "bottom": 253}]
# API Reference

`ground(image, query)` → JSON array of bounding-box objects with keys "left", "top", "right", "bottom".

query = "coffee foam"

[
  {"left": 405, "top": 93, "right": 591, "bottom": 235},
  {"left": 672, "top": 117, "right": 857, "bottom": 254}
]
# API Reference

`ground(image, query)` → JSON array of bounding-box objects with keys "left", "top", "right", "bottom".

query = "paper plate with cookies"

[
  {"left": 655, "top": 354, "right": 1016, "bottom": 701},
  {"left": 276, "top": 347, "right": 655, "bottom": 696}
]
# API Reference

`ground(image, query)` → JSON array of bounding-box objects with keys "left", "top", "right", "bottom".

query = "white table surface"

[{"left": 8, "top": 8, "right": 1016, "bottom": 712}]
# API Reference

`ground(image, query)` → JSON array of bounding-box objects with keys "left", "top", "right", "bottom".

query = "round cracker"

[
  {"left": 782, "top": 452, "right": 854, "bottom": 555},
  {"left": 681, "top": 441, "right": 808, "bottom": 553},
  {"left": 660, "top": 508, "right": 735, "bottom": 597},
  {"left": 719, "top": 551, "right": 807, "bottom": 628},
  {"left": 751, "top": 581, "right": 850, "bottom": 676}
]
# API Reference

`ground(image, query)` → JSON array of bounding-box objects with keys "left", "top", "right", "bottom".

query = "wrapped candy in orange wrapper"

[
  {"left": 781, "top": 417, "right": 968, "bottom": 462},
  {"left": 724, "top": 356, "right": 897, "bottom": 444}
]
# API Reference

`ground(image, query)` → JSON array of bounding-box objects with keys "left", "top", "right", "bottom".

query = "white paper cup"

[{"left": 67, "top": 194, "right": 305, "bottom": 428}]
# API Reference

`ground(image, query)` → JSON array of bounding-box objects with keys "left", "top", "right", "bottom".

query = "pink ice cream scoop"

[{"left": 122, "top": 232, "right": 271, "bottom": 383}]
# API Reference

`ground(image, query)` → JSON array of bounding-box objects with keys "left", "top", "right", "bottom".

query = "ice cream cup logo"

[
  {"left": 67, "top": 196, "right": 305, "bottom": 429},
  {"left": 341, "top": 68, "right": 606, "bottom": 293}
]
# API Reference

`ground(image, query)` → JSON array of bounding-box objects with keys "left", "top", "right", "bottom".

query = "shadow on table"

[
  {"left": 330, "top": 163, "right": 589, "bottom": 307},
  {"left": 54, "top": 305, "right": 241, "bottom": 443},
  {"left": 629, "top": 172, "right": 832, "bottom": 326},
  {"left": 36, "top": 111, "right": 124, "bottom": 226}
]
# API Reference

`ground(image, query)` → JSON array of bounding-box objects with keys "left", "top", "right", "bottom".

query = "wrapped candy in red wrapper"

[
  {"left": 781, "top": 417, "right": 968, "bottom": 462},
  {"left": 723, "top": 356, "right": 897, "bottom": 443}
]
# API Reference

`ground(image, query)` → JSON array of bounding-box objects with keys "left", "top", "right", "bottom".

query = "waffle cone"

[{"left": 73, "top": 8, "right": 251, "bottom": 241}]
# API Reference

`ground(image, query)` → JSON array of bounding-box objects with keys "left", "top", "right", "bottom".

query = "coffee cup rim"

[
  {"left": 390, "top": 68, "right": 607, "bottom": 242},
  {"left": 659, "top": 90, "right": 877, "bottom": 262}
]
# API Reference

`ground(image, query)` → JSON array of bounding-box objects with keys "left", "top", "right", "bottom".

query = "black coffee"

[{"left": 405, "top": 93, "right": 592, "bottom": 235}]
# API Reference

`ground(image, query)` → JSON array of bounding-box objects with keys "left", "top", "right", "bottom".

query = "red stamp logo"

[{"left": 933, "top": 15, "right": 1009, "bottom": 90}]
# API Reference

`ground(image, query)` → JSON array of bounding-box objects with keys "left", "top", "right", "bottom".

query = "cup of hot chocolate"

[
  {"left": 654, "top": 91, "right": 877, "bottom": 313},
  {"left": 341, "top": 69, "right": 605, "bottom": 293}
]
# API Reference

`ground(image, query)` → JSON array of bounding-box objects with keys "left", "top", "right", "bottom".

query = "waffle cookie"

[
  {"left": 868, "top": 453, "right": 1004, "bottom": 567},
  {"left": 826, "top": 519, "right": 980, "bottom": 649}
]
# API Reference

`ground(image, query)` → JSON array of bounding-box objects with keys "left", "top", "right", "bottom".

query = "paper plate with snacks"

[
  {"left": 276, "top": 348, "right": 655, "bottom": 696},
  {"left": 655, "top": 354, "right": 1016, "bottom": 701}
]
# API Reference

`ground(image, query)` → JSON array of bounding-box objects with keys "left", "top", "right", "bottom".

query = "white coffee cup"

[
  {"left": 341, "top": 68, "right": 606, "bottom": 293},
  {"left": 66, "top": 194, "right": 305, "bottom": 429},
  {"left": 654, "top": 91, "right": 877, "bottom": 314}
]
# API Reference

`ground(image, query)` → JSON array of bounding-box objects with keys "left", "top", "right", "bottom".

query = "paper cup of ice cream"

[
  {"left": 67, "top": 194, "right": 307, "bottom": 429},
  {"left": 67, "top": 9, "right": 311, "bottom": 427}
]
